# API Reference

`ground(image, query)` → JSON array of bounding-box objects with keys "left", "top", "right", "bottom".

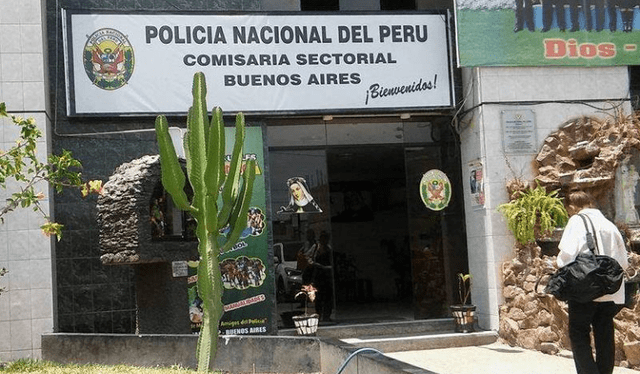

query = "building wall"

[
  {"left": 45, "top": 0, "right": 270, "bottom": 338},
  {"left": 0, "top": 0, "right": 55, "bottom": 361},
  {"left": 3, "top": 0, "right": 633, "bottom": 360},
  {"left": 459, "top": 66, "right": 632, "bottom": 330}
]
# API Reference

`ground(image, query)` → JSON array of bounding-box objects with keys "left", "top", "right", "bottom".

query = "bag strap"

[{"left": 578, "top": 213, "right": 599, "bottom": 254}]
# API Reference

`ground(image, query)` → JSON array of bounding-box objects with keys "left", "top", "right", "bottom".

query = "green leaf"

[
  {"left": 204, "top": 106, "right": 224, "bottom": 200},
  {"left": 497, "top": 182, "right": 568, "bottom": 245},
  {"left": 185, "top": 72, "right": 208, "bottom": 196},
  {"left": 155, "top": 115, "right": 191, "bottom": 211},
  {"left": 217, "top": 113, "right": 245, "bottom": 229},
  {"left": 221, "top": 159, "right": 256, "bottom": 253}
]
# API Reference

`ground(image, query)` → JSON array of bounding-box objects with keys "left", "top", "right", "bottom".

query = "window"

[
  {"left": 381, "top": 0, "right": 415, "bottom": 10},
  {"left": 301, "top": 0, "right": 339, "bottom": 11}
]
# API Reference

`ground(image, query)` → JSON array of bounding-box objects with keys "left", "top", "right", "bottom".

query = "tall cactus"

[{"left": 155, "top": 72, "right": 256, "bottom": 371}]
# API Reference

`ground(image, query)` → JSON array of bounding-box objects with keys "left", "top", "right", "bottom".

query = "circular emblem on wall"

[
  {"left": 83, "top": 28, "right": 134, "bottom": 90},
  {"left": 420, "top": 169, "right": 452, "bottom": 211}
]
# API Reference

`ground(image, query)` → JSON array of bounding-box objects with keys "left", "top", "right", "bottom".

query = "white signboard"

[
  {"left": 501, "top": 109, "right": 537, "bottom": 154},
  {"left": 62, "top": 11, "right": 454, "bottom": 116}
]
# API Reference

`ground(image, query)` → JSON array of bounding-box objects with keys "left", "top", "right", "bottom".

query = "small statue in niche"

[
  {"left": 615, "top": 156, "right": 640, "bottom": 225},
  {"left": 150, "top": 196, "right": 167, "bottom": 237}
]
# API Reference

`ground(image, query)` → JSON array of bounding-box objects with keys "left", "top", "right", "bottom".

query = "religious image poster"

[
  {"left": 277, "top": 177, "right": 323, "bottom": 214},
  {"left": 454, "top": 0, "right": 640, "bottom": 66},
  {"left": 469, "top": 161, "right": 485, "bottom": 207}
]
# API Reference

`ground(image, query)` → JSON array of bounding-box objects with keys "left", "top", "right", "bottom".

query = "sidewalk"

[{"left": 386, "top": 342, "right": 639, "bottom": 374}]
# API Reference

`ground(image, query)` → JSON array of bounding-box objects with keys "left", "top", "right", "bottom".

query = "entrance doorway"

[
  {"left": 327, "top": 145, "right": 413, "bottom": 320},
  {"left": 268, "top": 118, "right": 467, "bottom": 327}
]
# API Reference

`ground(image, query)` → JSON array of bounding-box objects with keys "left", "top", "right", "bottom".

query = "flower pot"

[
  {"left": 280, "top": 311, "right": 305, "bottom": 328},
  {"left": 292, "top": 313, "right": 319, "bottom": 336},
  {"left": 450, "top": 305, "right": 476, "bottom": 333}
]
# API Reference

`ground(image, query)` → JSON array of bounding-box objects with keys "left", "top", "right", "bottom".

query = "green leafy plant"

[
  {"left": 497, "top": 182, "right": 568, "bottom": 245},
  {"left": 0, "top": 102, "right": 102, "bottom": 240},
  {"left": 155, "top": 72, "right": 256, "bottom": 372},
  {"left": 457, "top": 273, "right": 472, "bottom": 305}
]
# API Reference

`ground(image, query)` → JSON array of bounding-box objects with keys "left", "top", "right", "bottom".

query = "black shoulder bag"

[{"left": 545, "top": 214, "right": 624, "bottom": 303}]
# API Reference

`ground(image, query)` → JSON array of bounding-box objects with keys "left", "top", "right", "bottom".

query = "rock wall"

[
  {"left": 96, "top": 155, "right": 197, "bottom": 265},
  {"left": 499, "top": 112, "right": 640, "bottom": 369},
  {"left": 500, "top": 244, "right": 640, "bottom": 368}
]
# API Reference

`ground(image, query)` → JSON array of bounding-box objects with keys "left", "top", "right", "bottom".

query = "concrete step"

[
  {"left": 279, "top": 318, "right": 456, "bottom": 338},
  {"left": 315, "top": 318, "right": 456, "bottom": 339},
  {"left": 340, "top": 330, "right": 499, "bottom": 353},
  {"left": 279, "top": 317, "right": 499, "bottom": 354}
]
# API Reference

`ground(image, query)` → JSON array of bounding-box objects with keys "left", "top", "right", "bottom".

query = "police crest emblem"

[
  {"left": 420, "top": 169, "right": 452, "bottom": 211},
  {"left": 83, "top": 28, "right": 134, "bottom": 90}
]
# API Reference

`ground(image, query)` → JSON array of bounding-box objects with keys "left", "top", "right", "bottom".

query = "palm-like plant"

[{"left": 497, "top": 182, "right": 568, "bottom": 246}]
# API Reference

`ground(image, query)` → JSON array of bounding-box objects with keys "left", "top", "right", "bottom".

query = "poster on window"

[
  {"left": 277, "top": 177, "right": 323, "bottom": 214},
  {"left": 187, "top": 126, "right": 273, "bottom": 335},
  {"left": 469, "top": 160, "right": 485, "bottom": 207}
]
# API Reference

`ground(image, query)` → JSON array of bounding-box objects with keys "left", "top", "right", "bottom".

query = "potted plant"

[
  {"left": 496, "top": 181, "right": 568, "bottom": 246},
  {"left": 292, "top": 284, "right": 319, "bottom": 336},
  {"left": 450, "top": 273, "right": 475, "bottom": 333}
]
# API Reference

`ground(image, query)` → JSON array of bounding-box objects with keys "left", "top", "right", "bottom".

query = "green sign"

[
  {"left": 188, "top": 126, "right": 272, "bottom": 335},
  {"left": 455, "top": 5, "right": 640, "bottom": 66}
]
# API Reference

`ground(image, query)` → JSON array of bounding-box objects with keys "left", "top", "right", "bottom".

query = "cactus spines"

[{"left": 155, "top": 72, "right": 256, "bottom": 371}]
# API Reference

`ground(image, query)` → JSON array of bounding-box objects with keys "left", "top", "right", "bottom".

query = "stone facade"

[
  {"left": 500, "top": 244, "right": 640, "bottom": 369},
  {"left": 499, "top": 112, "right": 640, "bottom": 368},
  {"left": 97, "top": 155, "right": 196, "bottom": 265}
]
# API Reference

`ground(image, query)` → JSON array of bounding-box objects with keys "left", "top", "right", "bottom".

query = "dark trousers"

[
  {"left": 583, "top": 0, "right": 605, "bottom": 30},
  {"left": 542, "top": 0, "right": 567, "bottom": 30},
  {"left": 568, "top": 301, "right": 622, "bottom": 374},
  {"left": 515, "top": 0, "right": 535, "bottom": 31}
]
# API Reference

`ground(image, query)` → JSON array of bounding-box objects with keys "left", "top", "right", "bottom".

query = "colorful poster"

[
  {"left": 469, "top": 160, "right": 485, "bottom": 207},
  {"left": 187, "top": 126, "right": 272, "bottom": 335},
  {"left": 455, "top": 0, "right": 640, "bottom": 66},
  {"left": 277, "top": 177, "right": 323, "bottom": 214}
]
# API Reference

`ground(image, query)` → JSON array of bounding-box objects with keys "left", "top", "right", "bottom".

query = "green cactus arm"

[
  {"left": 214, "top": 107, "right": 226, "bottom": 192},
  {"left": 220, "top": 159, "right": 256, "bottom": 253},
  {"left": 154, "top": 115, "right": 192, "bottom": 211},
  {"left": 195, "top": 234, "right": 223, "bottom": 371},
  {"left": 204, "top": 107, "right": 225, "bottom": 200},
  {"left": 204, "top": 195, "right": 218, "bottom": 235},
  {"left": 186, "top": 72, "right": 209, "bottom": 195},
  {"left": 217, "top": 113, "right": 246, "bottom": 230},
  {"left": 184, "top": 109, "right": 195, "bottom": 190},
  {"left": 195, "top": 319, "right": 212, "bottom": 371}
]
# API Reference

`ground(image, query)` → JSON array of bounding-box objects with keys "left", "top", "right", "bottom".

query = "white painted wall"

[
  {"left": 459, "top": 66, "right": 632, "bottom": 330},
  {"left": 0, "top": 0, "right": 54, "bottom": 360}
]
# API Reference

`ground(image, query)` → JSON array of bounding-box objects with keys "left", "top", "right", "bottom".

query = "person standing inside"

[
  {"left": 313, "top": 231, "right": 334, "bottom": 322},
  {"left": 557, "top": 191, "right": 629, "bottom": 374}
]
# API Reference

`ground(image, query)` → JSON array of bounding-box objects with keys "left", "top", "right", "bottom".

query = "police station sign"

[{"left": 62, "top": 10, "right": 454, "bottom": 116}]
